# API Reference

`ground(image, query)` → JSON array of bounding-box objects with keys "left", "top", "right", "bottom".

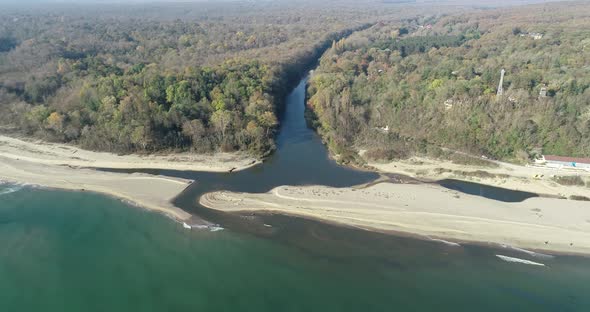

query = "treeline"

[
  {"left": 22, "top": 60, "right": 278, "bottom": 154},
  {"left": 12, "top": 25, "right": 373, "bottom": 154},
  {"left": 375, "top": 35, "right": 466, "bottom": 57},
  {"left": 307, "top": 1, "right": 590, "bottom": 164},
  {"left": 0, "top": 1, "right": 406, "bottom": 155}
]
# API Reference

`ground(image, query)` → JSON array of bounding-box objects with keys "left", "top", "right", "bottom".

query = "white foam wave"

[
  {"left": 190, "top": 224, "right": 210, "bottom": 230},
  {"left": 496, "top": 255, "right": 546, "bottom": 267},
  {"left": 428, "top": 237, "right": 461, "bottom": 247},
  {"left": 0, "top": 185, "right": 23, "bottom": 196},
  {"left": 184, "top": 224, "right": 224, "bottom": 232},
  {"left": 121, "top": 199, "right": 140, "bottom": 208},
  {"left": 500, "top": 244, "right": 554, "bottom": 259}
]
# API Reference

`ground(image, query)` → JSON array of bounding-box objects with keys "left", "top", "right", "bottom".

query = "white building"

[{"left": 538, "top": 155, "right": 590, "bottom": 170}]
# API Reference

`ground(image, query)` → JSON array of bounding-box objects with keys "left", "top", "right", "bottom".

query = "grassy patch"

[
  {"left": 434, "top": 168, "right": 453, "bottom": 174},
  {"left": 453, "top": 170, "right": 496, "bottom": 179},
  {"left": 450, "top": 170, "right": 511, "bottom": 180},
  {"left": 448, "top": 153, "right": 499, "bottom": 168},
  {"left": 552, "top": 175, "right": 585, "bottom": 186},
  {"left": 569, "top": 195, "right": 590, "bottom": 201},
  {"left": 364, "top": 148, "right": 409, "bottom": 161}
]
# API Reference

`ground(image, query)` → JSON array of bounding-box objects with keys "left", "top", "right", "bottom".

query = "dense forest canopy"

[
  {"left": 307, "top": 1, "right": 590, "bottom": 164},
  {"left": 0, "top": 1, "right": 440, "bottom": 155}
]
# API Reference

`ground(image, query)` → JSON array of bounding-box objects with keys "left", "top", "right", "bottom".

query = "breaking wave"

[
  {"left": 496, "top": 254, "right": 546, "bottom": 267},
  {"left": 0, "top": 183, "right": 24, "bottom": 196},
  {"left": 184, "top": 223, "right": 225, "bottom": 232},
  {"left": 428, "top": 237, "right": 461, "bottom": 247},
  {"left": 500, "top": 244, "right": 554, "bottom": 259}
]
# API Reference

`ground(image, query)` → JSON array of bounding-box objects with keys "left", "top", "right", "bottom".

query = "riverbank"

[
  {"left": 0, "top": 134, "right": 260, "bottom": 173},
  {"left": 369, "top": 156, "right": 590, "bottom": 199},
  {"left": 0, "top": 156, "right": 193, "bottom": 220},
  {"left": 200, "top": 182, "right": 590, "bottom": 255}
]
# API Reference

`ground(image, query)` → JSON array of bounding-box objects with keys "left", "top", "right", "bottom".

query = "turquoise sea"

[{"left": 1, "top": 183, "right": 590, "bottom": 311}]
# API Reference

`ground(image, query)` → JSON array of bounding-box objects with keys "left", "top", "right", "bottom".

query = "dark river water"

[
  {"left": 146, "top": 78, "right": 378, "bottom": 205},
  {"left": 438, "top": 179, "right": 538, "bottom": 202},
  {"left": 1, "top": 78, "right": 590, "bottom": 311}
]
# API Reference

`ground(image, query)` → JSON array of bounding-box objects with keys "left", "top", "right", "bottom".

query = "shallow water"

[{"left": 2, "top": 78, "right": 590, "bottom": 311}]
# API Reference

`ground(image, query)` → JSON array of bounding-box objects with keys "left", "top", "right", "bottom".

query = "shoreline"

[
  {"left": 231, "top": 208, "right": 573, "bottom": 258},
  {"left": 0, "top": 133, "right": 260, "bottom": 222},
  {"left": 0, "top": 134, "right": 261, "bottom": 173},
  {"left": 200, "top": 183, "right": 590, "bottom": 256},
  {"left": 0, "top": 156, "right": 194, "bottom": 221},
  {"left": 5, "top": 133, "right": 590, "bottom": 256}
]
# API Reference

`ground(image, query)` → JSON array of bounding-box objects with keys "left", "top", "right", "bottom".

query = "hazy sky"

[
  {"left": 0, "top": 0, "right": 563, "bottom": 3},
  {"left": 0, "top": 0, "right": 567, "bottom": 7}
]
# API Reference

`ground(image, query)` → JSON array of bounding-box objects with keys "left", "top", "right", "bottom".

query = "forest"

[
  {"left": 0, "top": 1, "right": 428, "bottom": 155},
  {"left": 307, "top": 1, "right": 590, "bottom": 164}
]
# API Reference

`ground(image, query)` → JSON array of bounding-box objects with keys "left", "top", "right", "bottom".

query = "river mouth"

[
  {"left": 16, "top": 76, "right": 589, "bottom": 311},
  {"left": 100, "top": 76, "right": 543, "bottom": 248},
  {"left": 102, "top": 77, "right": 378, "bottom": 217}
]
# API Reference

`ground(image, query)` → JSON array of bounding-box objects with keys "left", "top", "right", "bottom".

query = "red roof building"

[{"left": 544, "top": 155, "right": 590, "bottom": 165}]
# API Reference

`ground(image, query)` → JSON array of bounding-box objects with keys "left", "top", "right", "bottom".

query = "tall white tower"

[{"left": 497, "top": 69, "right": 505, "bottom": 97}]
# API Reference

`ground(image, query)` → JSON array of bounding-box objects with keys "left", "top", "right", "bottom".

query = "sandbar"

[
  {"left": 200, "top": 182, "right": 590, "bottom": 255},
  {"left": 1, "top": 156, "right": 193, "bottom": 220}
]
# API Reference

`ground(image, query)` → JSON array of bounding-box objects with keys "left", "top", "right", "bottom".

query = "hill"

[
  {"left": 307, "top": 1, "right": 590, "bottom": 164},
  {"left": 0, "top": 1, "right": 399, "bottom": 155}
]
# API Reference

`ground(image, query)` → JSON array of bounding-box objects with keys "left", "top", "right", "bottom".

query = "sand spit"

[
  {"left": 200, "top": 183, "right": 590, "bottom": 255},
  {"left": 0, "top": 156, "right": 193, "bottom": 220}
]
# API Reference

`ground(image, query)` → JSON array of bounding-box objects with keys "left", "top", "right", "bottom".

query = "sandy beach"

[
  {"left": 0, "top": 155, "right": 193, "bottom": 220},
  {"left": 0, "top": 134, "right": 260, "bottom": 172},
  {"left": 0, "top": 134, "right": 264, "bottom": 221},
  {"left": 4, "top": 133, "right": 590, "bottom": 254},
  {"left": 370, "top": 156, "right": 590, "bottom": 199},
  {"left": 200, "top": 182, "right": 590, "bottom": 255}
]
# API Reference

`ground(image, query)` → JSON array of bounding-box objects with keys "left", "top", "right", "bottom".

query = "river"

[{"left": 1, "top": 77, "right": 590, "bottom": 311}]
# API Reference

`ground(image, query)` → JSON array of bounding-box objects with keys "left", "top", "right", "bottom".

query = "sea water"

[{"left": 1, "top": 183, "right": 590, "bottom": 312}]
